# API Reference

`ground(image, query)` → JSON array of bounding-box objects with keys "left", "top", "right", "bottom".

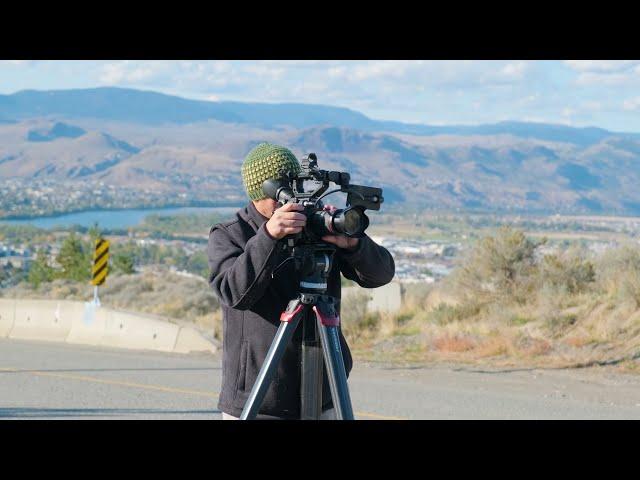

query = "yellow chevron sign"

[{"left": 91, "top": 238, "right": 110, "bottom": 286}]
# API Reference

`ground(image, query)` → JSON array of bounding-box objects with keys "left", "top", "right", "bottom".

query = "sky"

[{"left": 1, "top": 60, "right": 640, "bottom": 132}]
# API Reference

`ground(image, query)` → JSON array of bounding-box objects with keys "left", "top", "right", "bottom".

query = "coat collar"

[{"left": 240, "top": 201, "right": 269, "bottom": 233}]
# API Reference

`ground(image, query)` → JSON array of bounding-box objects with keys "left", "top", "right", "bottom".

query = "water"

[{"left": 0, "top": 206, "right": 240, "bottom": 230}]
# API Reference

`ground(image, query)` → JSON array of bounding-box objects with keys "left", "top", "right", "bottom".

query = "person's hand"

[
  {"left": 322, "top": 234, "right": 359, "bottom": 251},
  {"left": 320, "top": 204, "right": 360, "bottom": 251},
  {"left": 265, "top": 202, "right": 307, "bottom": 239}
]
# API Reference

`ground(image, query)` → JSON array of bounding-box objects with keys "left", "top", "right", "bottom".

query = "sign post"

[{"left": 90, "top": 238, "right": 110, "bottom": 306}]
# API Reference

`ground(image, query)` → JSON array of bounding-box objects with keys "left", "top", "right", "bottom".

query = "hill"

[{"left": 3, "top": 88, "right": 640, "bottom": 215}]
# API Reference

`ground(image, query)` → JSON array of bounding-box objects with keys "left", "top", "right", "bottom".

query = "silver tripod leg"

[
  {"left": 240, "top": 299, "right": 305, "bottom": 420},
  {"left": 300, "top": 311, "right": 323, "bottom": 420},
  {"left": 314, "top": 302, "right": 354, "bottom": 420}
]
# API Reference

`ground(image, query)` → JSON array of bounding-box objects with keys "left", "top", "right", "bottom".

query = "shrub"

[
  {"left": 340, "top": 290, "right": 376, "bottom": 342},
  {"left": 539, "top": 250, "right": 595, "bottom": 295},
  {"left": 426, "top": 302, "right": 479, "bottom": 325},
  {"left": 596, "top": 245, "right": 640, "bottom": 307},
  {"left": 28, "top": 249, "right": 55, "bottom": 288},
  {"left": 449, "top": 227, "right": 543, "bottom": 305}
]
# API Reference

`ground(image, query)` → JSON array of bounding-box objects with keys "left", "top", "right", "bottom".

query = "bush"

[
  {"left": 401, "top": 282, "right": 434, "bottom": 310},
  {"left": 112, "top": 252, "right": 135, "bottom": 274},
  {"left": 539, "top": 249, "right": 595, "bottom": 295},
  {"left": 340, "top": 290, "right": 376, "bottom": 342},
  {"left": 426, "top": 302, "right": 480, "bottom": 325},
  {"left": 449, "top": 227, "right": 543, "bottom": 305},
  {"left": 28, "top": 249, "right": 55, "bottom": 288},
  {"left": 596, "top": 244, "right": 640, "bottom": 307}
]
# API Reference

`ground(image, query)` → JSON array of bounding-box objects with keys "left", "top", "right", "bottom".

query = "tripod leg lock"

[
  {"left": 280, "top": 300, "right": 304, "bottom": 323},
  {"left": 313, "top": 303, "right": 339, "bottom": 327}
]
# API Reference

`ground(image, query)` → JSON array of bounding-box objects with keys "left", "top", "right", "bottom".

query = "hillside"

[{"left": 3, "top": 88, "right": 640, "bottom": 215}]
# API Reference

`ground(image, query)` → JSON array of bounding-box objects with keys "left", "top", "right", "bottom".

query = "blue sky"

[{"left": 1, "top": 60, "right": 640, "bottom": 132}]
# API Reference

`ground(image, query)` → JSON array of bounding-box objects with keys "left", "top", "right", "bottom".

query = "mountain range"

[{"left": 2, "top": 87, "right": 640, "bottom": 215}]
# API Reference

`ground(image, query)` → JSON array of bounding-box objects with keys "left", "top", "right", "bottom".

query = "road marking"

[
  {"left": 355, "top": 411, "right": 407, "bottom": 420},
  {"left": 0, "top": 367, "right": 219, "bottom": 398},
  {"left": 0, "top": 367, "right": 407, "bottom": 420}
]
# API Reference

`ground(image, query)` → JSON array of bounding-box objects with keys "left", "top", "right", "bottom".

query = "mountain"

[
  {"left": 3, "top": 88, "right": 640, "bottom": 215},
  {"left": 27, "top": 122, "right": 86, "bottom": 142},
  {"left": 2, "top": 87, "right": 639, "bottom": 146}
]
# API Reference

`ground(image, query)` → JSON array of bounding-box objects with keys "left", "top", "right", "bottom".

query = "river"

[{"left": 0, "top": 206, "right": 240, "bottom": 230}]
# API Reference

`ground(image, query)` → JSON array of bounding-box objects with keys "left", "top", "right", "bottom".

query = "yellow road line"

[
  {"left": 1, "top": 367, "right": 219, "bottom": 398},
  {"left": 355, "top": 411, "right": 407, "bottom": 420},
  {"left": 1, "top": 367, "right": 408, "bottom": 420}
]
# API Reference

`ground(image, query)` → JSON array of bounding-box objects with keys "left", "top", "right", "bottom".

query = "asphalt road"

[{"left": 1, "top": 337, "right": 639, "bottom": 419}]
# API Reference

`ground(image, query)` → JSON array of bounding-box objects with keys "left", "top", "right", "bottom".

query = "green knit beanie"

[{"left": 241, "top": 143, "right": 301, "bottom": 201}]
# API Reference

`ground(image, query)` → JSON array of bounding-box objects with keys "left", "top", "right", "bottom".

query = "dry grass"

[
  {"left": 342, "top": 228, "right": 640, "bottom": 369},
  {"left": 432, "top": 334, "right": 476, "bottom": 353}
]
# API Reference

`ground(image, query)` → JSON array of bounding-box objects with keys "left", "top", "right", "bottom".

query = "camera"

[{"left": 262, "top": 153, "right": 384, "bottom": 243}]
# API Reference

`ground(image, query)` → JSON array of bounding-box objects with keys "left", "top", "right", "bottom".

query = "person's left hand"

[{"left": 321, "top": 204, "right": 360, "bottom": 251}]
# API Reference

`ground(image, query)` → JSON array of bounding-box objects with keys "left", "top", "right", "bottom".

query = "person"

[{"left": 207, "top": 143, "right": 395, "bottom": 420}]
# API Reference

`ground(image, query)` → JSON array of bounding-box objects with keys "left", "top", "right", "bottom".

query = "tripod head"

[{"left": 273, "top": 240, "right": 337, "bottom": 298}]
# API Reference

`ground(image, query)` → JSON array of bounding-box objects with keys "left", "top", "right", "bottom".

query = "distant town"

[
  {"left": 0, "top": 178, "right": 244, "bottom": 219},
  {"left": 2, "top": 217, "right": 634, "bottom": 291}
]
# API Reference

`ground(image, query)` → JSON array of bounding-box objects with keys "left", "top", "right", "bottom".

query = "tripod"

[{"left": 240, "top": 244, "right": 354, "bottom": 420}]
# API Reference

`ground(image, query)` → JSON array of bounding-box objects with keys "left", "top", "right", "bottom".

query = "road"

[{"left": 1, "top": 338, "right": 639, "bottom": 419}]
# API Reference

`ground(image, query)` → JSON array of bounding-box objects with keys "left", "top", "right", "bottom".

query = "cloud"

[
  {"left": 564, "top": 60, "right": 640, "bottom": 73},
  {"left": 623, "top": 97, "right": 640, "bottom": 111},
  {"left": 500, "top": 61, "right": 528, "bottom": 79},
  {"left": 564, "top": 60, "right": 640, "bottom": 86},
  {"left": 0, "top": 60, "right": 37, "bottom": 67},
  {"left": 99, "top": 61, "right": 173, "bottom": 85}
]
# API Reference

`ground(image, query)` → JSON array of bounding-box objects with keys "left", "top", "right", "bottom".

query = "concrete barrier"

[
  {"left": 3, "top": 298, "right": 216, "bottom": 355},
  {"left": 174, "top": 326, "right": 217, "bottom": 354},
  {"left": 65, "top": 302, "right": 108, "bottom": 346},
  {"left": 0, "top": 299, "right": 15, "bottom": 337},
  {"left": 9, "top": 299, "right": 75, "bottom": 342},
  {"left": 342, "top": 281, "right": 403, "bottom": 313},
  {"left": 100, "top": 309, "right": 180, "bottom": 352}
]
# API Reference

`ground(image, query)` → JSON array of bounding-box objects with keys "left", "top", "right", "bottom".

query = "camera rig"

[
  {"left": 242, "top": 153, "right": 385, "bottom": 420},
  {"left": 263, "top": 153, "right": 384, "bottom": 243}
]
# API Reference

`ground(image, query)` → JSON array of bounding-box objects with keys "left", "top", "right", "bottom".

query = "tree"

[
  {"left": 28, "top": 249, "right": 55, "bottom": 288},
  {"left": 186, "top": 251, "right": 209, "bottom": 278},
  {"left": 112, "top": 252, "right": 135, "bottom": 274},
  {"left": 56, "top": 232, "right": 90, "bottom": 282}
]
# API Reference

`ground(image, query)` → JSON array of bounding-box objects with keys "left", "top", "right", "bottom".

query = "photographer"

[{"left": 207, "top": 143, "right": 395, "bottom": 420}]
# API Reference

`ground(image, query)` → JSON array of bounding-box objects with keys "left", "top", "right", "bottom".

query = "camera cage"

[{"left": 280, "top": 153, "right": 384, "bottom": 211}]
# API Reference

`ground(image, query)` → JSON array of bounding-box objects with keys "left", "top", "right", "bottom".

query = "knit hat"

[{"left": 241, "top": 143, "right": 301, "bottom": 201}]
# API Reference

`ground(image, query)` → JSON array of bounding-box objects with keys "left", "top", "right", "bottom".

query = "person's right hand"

[{"left": 265, "top": 202, "right": 307, "bottom": 239}]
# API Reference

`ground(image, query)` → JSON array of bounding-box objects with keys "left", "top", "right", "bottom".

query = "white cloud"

[
  {"left": 564, "top": 60, "right": 640, "bottom": 86},
  {"left": 0, "top": 60, "right": 37, "bottom": 67},
  {"left": 623, "top": 97, "right": 640, "bottom": 111},
  {"left": 564, "top": 60, "right": 640, "bottom": 73},
  {"left": 98, "top": 61, "right": 173, "bottom": 85},
  {"left": 500, "top": 61, "right": 528, "bottom": 79}
]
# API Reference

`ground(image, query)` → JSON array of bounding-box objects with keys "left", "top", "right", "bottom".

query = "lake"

[{"left": 0, "top": 206, "right": 241, "bottom": 230}]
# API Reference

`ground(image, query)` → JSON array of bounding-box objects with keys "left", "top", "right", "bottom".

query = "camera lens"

[
  {"left": 342, "top": 208, "right": 362, "bottom": 235},
  {"left": 331, "top": 206, "right": 369, "bottom": 237}
]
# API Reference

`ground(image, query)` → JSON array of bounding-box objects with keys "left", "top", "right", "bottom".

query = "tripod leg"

[
  {"left": 314, "top": 301, "right": 355, "bottom": 420},
  {"left": 240, "top": 299, "right": 305, "bottom": 420},
  {"left": 300, "top": 312, "right": 323, "bottom": 419}
]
